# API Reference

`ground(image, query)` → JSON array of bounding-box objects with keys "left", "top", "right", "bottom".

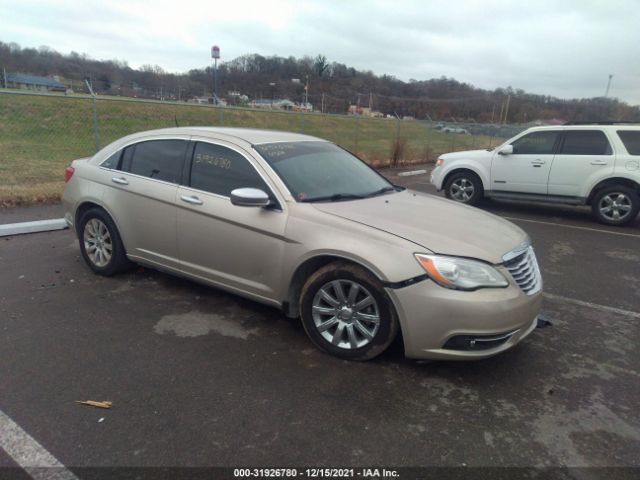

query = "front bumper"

[
  {"left": 429, "top": 165, "right": 444, "bottom": 190},
  {"left": 386, "top": 277, "right": 542, "bottom": 360}
]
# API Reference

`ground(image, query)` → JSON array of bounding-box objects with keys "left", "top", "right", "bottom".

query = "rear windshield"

[{"left": 617, "top": 130, "right": 640, "bottom": 155}]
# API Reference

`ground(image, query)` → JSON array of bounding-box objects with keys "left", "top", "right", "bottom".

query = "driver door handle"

[
  {"left": 531, "top": 160, "right": 546, "bottom": 165},
  {"left": 111, "top": 176, "right": 129, "bottom": 185},
  {"left": 180, "top": 195, "right": 203, "bottom": 206},
  {"left": 590, "top": 160, "right": 608, "bottom": 165}
]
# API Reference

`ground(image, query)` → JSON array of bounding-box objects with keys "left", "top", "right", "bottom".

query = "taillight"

[{"left": 65, "top": 166, "right": 75, "bottom": 183}]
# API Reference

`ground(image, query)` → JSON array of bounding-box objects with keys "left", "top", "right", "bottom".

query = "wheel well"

[
  {"left": 73, "top": 202, "right": 111, "bottom": 235},
  {"left": 587, "top": 178, "right": 640, "bottom": 204},
  {"left": 442, "top": 168, "right": 484, "bottom": 190},
  {"left": 74, "top": 202, "right": 104, "bottom": 237},
  {"left": 283, "top": 256, "right": 380, "bottom": 318}
]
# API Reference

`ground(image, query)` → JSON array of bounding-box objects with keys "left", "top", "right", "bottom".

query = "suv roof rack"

[{"left": 563, "top": 121, "right": 640, "bottom": 125}]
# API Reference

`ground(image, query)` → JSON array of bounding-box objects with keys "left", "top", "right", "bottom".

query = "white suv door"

[
  {"left": 491, "top": 130, "right": 560, "bottom": 194},
  {"left": 547, "top": 130, "right": 615, "bottom": 197}
]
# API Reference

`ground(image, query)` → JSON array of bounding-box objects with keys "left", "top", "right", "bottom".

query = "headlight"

[
  {"left": 415, "top": 254, "right": 508, "bottom": 290},
  {"left": 435, "top": 158, "right": 444, "bottom": 167}
]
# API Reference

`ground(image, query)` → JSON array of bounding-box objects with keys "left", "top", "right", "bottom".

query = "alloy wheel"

[
  {"left": 450, "top": 178, "right": 475, "bottom": 202},
  {"left": 83, "top": 218, "right": 113, "bottom": 267},
  {"left": 311, "top": 280, "right": 380, "bottom": 349},
  {"left": 599, "top": 192, "right": 632, "bottom": 221}
]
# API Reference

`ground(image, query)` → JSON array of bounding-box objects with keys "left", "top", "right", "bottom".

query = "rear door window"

[
  {"left": 559, "top": 131, "right": 612, "bottom": 155},
  {"left": 510, "top": 131, "right": 559, "bottom": 154},
  {"left": 101, "top": 151, "right": 120, "bottom": 169},
  {"left": 122, "top": 140, "right": 188, "bottom": 183},
  {"left": 617, "top": 131, "right": 640, "bottom": 155},
  {"left": 189, "top": 142, "right": 269, "bottom": 197}
]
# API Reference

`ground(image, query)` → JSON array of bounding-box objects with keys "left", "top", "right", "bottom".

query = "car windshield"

[{"left": 254, "top": 141, "right": 396, "bottom": 202}]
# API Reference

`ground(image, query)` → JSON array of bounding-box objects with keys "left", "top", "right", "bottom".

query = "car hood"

[
  {"left": 311, "top": 190, "right": 527, "bottom": 264},
  {"left": 440, "top": 149, "right": 493, "bottom": 161}
]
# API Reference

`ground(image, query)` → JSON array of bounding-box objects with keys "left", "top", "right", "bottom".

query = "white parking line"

[
  {"left": 543, "top": 293, "right": 640, "bottom": 319},
  {"left": 0, "top": 409, "right": 78, "bottom": 480},
  {"left": 504, "top": 216, "right": 640, "bottom": 239}
]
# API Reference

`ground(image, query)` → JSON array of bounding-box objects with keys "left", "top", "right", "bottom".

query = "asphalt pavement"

[{"left": 0, "top": 168, "right": 639, "bottom": 477}]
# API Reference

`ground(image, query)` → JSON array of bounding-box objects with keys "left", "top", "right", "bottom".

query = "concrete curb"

[
  {"left": 0, "top": 219, "right": 68, "bottom": 237},
  {"left": 397, "top": 169, "right": 427, "bottom": 177}
]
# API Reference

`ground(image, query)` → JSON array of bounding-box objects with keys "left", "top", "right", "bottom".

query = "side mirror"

[
  {"left": 230, "top": 188, "right": 271, "bottom": 207},
  {"left": 498, "top": 145, "right": 514, "bottom": 155}
]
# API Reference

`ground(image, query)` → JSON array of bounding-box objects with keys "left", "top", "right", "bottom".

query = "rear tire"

[
  {"left": 299, "top": 262, "right": 399, "bottom": 361},
  {"left": 78, "top": 208, "right": 131, "bottom": 276},
  {"left": 444, "top": 171, "right": 484, "bottom": 206},
  {"left": 591, "top": 186, "right": 639, "bottom": 226}
]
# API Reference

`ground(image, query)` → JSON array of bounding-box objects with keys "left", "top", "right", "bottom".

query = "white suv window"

[
  {"left": 617, "top": 131, "right": 640, "bottom": 155},
  {"left": 511, "top": 131, "right": 559, "bottom": 154},
  {"left": 558, "top": 130, "right": 612, "bottom": 155}
]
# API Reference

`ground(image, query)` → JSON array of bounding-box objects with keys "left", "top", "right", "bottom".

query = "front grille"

[{"left": 504, "top": 246, "right": 542, "bottom": 295}]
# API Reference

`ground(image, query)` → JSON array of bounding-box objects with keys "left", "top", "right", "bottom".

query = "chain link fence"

[{"left": 0, "top": 90, "right": 524, "bottom": 206}]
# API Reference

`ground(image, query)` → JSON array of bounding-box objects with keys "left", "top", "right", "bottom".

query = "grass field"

[{"left": 0, "top": 92, "right": 502, "bottom": 206}]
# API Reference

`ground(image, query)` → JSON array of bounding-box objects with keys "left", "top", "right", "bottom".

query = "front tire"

[
  {"left": 299, "top": 262, "right": 399, "bottom": 361},
  {"left": 78, "top": 208, "right": 131, "bottom": 276},
  {"left": 444, "top": 171, "right": 484, "bottom": 206},
  {"left": 591, "top": 186, "right": 639, "bottom": 226}
]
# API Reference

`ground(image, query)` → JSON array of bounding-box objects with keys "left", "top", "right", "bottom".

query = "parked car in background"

[
  {"left": 441, "top": 126, "right": 470, "bottom": 134},
  {"left": 63, "top": 127, "right": 542, "bottom": 361},
  {"left": 430, "top": 124, "right": 640, "bottom": 226}
]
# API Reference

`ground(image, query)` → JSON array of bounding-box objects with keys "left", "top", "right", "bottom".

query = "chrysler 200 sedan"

[{"left": 62, "top": 127, "right": 542, "bottom": 361}]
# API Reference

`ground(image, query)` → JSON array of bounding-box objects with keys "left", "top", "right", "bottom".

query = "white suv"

[{"left": 430, "top": 124, "right": 640, "bottom": 226}]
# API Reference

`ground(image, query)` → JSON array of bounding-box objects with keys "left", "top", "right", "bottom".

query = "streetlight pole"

[
  {"left": 605, "top": 74, "right": 613, "bottom": 97},
  {"left": 211, "top": 45, "right": 220, "bottom": 104}
]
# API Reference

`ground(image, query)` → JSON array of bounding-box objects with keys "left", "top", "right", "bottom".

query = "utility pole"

[
  {"left": 2, "top": 67, "right": 6, "bottom": 88},
  {"left": 369, "top": 92, "right": 373, "bottom": 111},
  {"left": 490, "top": 104, "right": 496, "bottom": 123},
  {"left": 503, "top": 95, "right": 511, "bottom": 125},
  {"left": 269, "top": 82, "right": 276, "bottom": 108},
  {"left": 605, "top": 74, "right": 613, "bottom": 97},
  {"left": 321, "top": 92, "right": 325, "bottom": 114},
  {"left": 304, "top": 75, "right": 309, "bottom": 107}
]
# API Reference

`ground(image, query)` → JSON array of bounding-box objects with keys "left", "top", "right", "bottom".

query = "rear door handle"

[
  {"left": 180, "top": 195, "right": 203, "bottom": 205},
  {"left": 531, "top": 160, "right": 546, "bottom": 165},
  {"left": 590, "top": 160, "right": 608, "bottom": 165},
  {"left": 111, "top": 177, "right": 129, "bottom": 185}
]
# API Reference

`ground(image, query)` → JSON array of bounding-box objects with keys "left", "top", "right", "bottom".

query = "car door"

[
  {"left": 101, "top": 137, "right": 189, "bottom": 270},
  {"left": 547, "top": 130, "right": 615, "bottom": 197},
  {"left": 491, "top": 130, "right": 560, "bottom": 194},
  {"left": 176, "top": 139, "right": 288, "bottom": 302}
]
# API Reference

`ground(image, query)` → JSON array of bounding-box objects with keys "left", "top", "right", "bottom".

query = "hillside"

[{"left": 2, "top": 41, "right": 639, "bottom": 123}]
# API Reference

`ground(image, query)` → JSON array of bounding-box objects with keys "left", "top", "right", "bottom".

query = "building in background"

[
  {"left": 5, "top": 73, "right": 66, "bottom": 92},
  {"left": 347, "top": 105, "right": 383, "bottom": 117}
]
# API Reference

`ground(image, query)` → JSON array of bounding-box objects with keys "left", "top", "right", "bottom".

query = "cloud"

[{"left": 1, "top": 0, "right": 639, "bottom": 104}]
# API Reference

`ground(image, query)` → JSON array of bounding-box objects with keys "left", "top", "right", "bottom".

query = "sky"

[{"left": 1, "top": 0, "right": 639, "bottom": 105}]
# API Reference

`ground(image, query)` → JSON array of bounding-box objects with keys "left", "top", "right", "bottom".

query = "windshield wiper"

[
  {"left": 301, "top": 193, "right": 366, "bottom": 203},
  {"left": 365, "top": 186, "right": 398, "bottom": 197}
]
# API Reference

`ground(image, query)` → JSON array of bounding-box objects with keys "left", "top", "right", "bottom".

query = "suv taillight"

[{"left": 65, "top": 166, "right": 75, "bottom": 183}]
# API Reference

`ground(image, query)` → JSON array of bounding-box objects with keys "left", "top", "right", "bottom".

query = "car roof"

[
  {"left": 124, "top": 127, "right": 326, "bottom": 145},
  {"left": 525, "top": 124, "right": 640, "bottom": 132}
]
